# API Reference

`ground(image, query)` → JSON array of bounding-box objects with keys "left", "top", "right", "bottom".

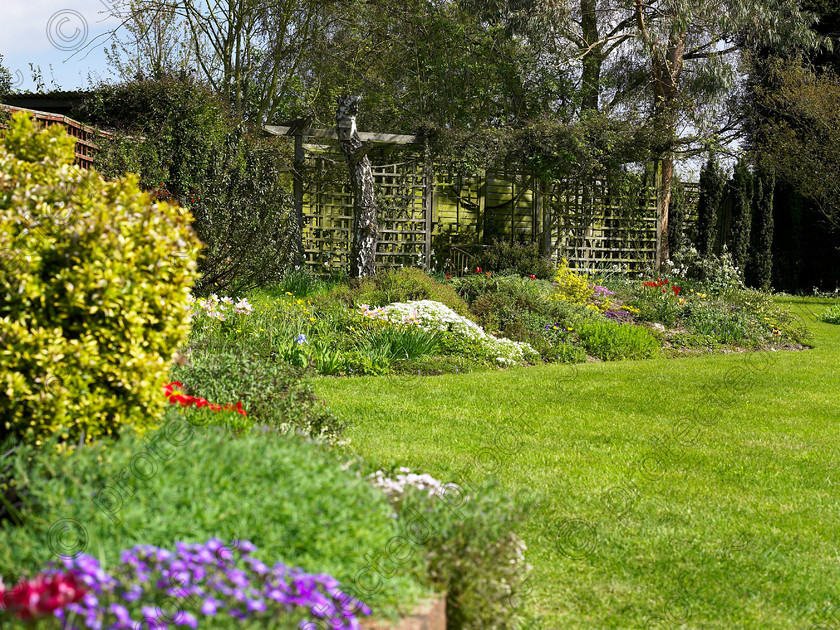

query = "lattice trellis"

[{"left": 303, "top": 155, "right": 429, "bottom": 272}]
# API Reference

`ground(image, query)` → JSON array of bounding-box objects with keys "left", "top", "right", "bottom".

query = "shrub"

[
  {"left": 0, "top": 113, "right": 199, "bottom": 445},
  {"left": 360, "top": 300, "right": 536, "bottom": 365},
  {"left": 670, "top": 246, "right": 745, "bottom": 293},
  {"left": 820, "top": 303, "right": 840, "bottom": 324},
  {"left": 473, "top": 239, "right": 555, "bottom": 279},
  {"left": 454, "top": 274, "right": 598, "bottom": 361},
  {"left": 696, "top": 154, "right": 726, "bottom": 257},
  {"left": 171, "top": 350, "right": 346, "bottom": 443},
  {"left": 552, "top": 258, "right": 594, "bottom": 305},
  {"left": 76, "top": 77, "right": 296, "bottom": 297},
  {"left": 575, "top": 319, "right": 661, "bottom": 360},
  {"left": 373, "top": 471, "right": 533, "bottom": 630},
  {"left": 0, "top": 428, "right": 426, "bottom": 617},
  {"left": 322, "top": 267, "right": 473, "bottom": 319}
]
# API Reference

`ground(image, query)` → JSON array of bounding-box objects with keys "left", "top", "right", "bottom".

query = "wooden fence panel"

[
  {"left": 1, "top": 104, "right": 111, "bottom": 170},
  {"left": 300, "top": 151, "right": 699, "bottom": 277}
]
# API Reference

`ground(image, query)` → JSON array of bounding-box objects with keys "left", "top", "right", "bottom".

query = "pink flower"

[{"left": 0, "top": 573, "right": 87, "bottom": 620}]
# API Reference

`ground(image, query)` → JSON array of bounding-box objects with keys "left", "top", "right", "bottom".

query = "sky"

[{"left": 1, "top": 0, "right": 120, "bottom": 92}]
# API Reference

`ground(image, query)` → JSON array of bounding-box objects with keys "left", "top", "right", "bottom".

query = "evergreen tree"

[
  {"left": 696, "top": 155, "right": 725, "bottom": 256},
  {"left": 728, "top": 157, "right": 754, "bottom": 273},
  {"left": 750, "top": 169, "right": 775, "bottom": 290}
]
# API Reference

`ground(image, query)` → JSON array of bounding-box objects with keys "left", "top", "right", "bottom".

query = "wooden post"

[
  {"left": 423, "top": 137, "right": 434, "bottom": 271},
  {"left": 293, "top": 131, "right": 305, "bottom": 268},
  {"left": 477, "top": 172, "right": 486, "bottom": 245},
  {"left": 653, "top": 160, "right": 663, "bottom": 271}
]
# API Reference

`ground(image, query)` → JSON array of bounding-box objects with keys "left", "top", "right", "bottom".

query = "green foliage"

[
  {"left": 0, "top": 54, "right": 11, "bottom": 99},
  {"left": 552, "top": 258, "right": 594, "bottom": 305},
  {"left": 392, "top": 478, "right": 533, "bottom": 630},
  {"left": 273, "top": 268, "right": 328, "bottom": 298},
  {"left": 0, "top": 113, "right": 199, "bottom": 445},
  {"left": 818, "top": 302, "right": 840, "bottom": 324},
  {"left": 696, "top": 155, "right": 726, "bottom": 257},
  {"left": 728, "top": 157, "right": 754, "bottom": 271},
  {"left": 323, "top": 267, "right": 473, "bottom": 319},
  {"left": 748, "top": 169, "right": 775, "bottom": 291},
  {"left": 670, "top": 246, "right": 745, "bottom": 293},
  {"left": 750, "top": 56, "right": 840, "bottom": 225},
  {"left": 456, "top": 274, "right": 593, "bottom": 327},
  {"left": 0, "top": 428, "right": 426, "bottom": 616},
  {"left": 75, "top": 77, "right": 296, "bottom": 296},
  {"left": 668, "top": 178, "right": 689, "bottom": 255},
  {"left": 354, "top": 325, "right": 443, "bottom": 362},
  {"left": 575, "top": 319, "right": 661, "bottom": 360},
  {"left": 171, "top": 350, "right": 346, "bottom": 443},
  {"left": 473, "top": 239, "right": 555, "bottom": 279}
]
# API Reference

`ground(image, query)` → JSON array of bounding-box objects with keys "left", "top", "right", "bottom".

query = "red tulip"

[
  {"left": 445, "top": 274, "right": 451, "bottom": 279},
  {"left": 475, "top": 267, "right": 482, "bottom": 273},
  {"left": 529, "top": 274, "right": 536, "bottom": 279},
  {"left": 673, "top": 286, "right": 682, "bottom": 296}
]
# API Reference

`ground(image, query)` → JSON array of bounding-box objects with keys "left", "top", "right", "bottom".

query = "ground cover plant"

[
  {"left": 3, "top": 540, "right": 371, "bottom": 629},
  {"left": 315, "top": 297, "right": 840, "bottom": 629},
  {"left": 0, "top": 426, "right": 429, "bottom": 626}
]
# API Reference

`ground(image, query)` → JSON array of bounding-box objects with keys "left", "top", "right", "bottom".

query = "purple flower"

[
  {"left": 200, "top": 597, "right": 223, "bottom": 616},
  {"left": 43, "top": 539, "right": 371, "bottom": 630}
]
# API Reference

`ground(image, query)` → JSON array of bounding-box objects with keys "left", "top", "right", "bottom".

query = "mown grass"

[{"left": 315, "top": 297, "right": 840, "bottom": 628}]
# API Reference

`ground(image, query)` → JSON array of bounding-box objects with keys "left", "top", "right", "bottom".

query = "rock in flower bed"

[{"left": 359, "top": 300, "right": 536, "bottom": 365}]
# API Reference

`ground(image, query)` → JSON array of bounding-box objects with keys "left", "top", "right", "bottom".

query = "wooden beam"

[{"left": 264, "top": 125, "right": 420, "bottom": 145}]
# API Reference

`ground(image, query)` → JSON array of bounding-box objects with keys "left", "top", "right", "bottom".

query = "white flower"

[{"left": 362, "top": 300, "right": 535, "bottom": 363}]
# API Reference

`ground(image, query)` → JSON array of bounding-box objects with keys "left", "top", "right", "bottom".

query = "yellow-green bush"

[
  {"left": 551, "top": 258, "right": 593, "bottom": 305},
  {"left": 0, "top": 112, "right": 199, "bottom": 445}
]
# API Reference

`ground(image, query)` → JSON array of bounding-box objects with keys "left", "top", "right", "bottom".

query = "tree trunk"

[
  {"left": 651, "top": 32, "right": 685, "bottom": 270},
  {"left": 656, "top": 156, "right": 673, "bottom": 268},
  {"left": 580, "top": 0, "right": 601, "bottom": 113},
  {"left": 335, "top": 95, "right": 379, "bottom": 278}
]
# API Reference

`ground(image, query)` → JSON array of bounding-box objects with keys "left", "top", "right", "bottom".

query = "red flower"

[
  {"left": 529, "top": 274, "right": 536, "bottom": 279},
  {"left": 673, "top": 286, "right": 682, "bottom": 296},
  {"left": 475, "top": 267, "right": 482, "bottom": 273},
  {"left": 162, "top": 383, "right": 247, "bottom": 416},
  {"left": 1, "top": 573, "right": 87, "bottom": 620},
  {"left": 445, "top": 274, "right": 451, "bottom": 279}
]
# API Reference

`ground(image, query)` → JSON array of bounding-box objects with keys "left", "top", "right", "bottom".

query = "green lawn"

[{"left": 315, "top": 297, "right": 840, "bottom": 629}]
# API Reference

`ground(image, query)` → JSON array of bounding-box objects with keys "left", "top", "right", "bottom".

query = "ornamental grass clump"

[{"left": 0, "top": 112, "right": 200, "bottom": 445}]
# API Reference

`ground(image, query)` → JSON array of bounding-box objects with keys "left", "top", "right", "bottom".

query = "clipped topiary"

[{"left": 0, "top": 112, "right": 200, "bottom": 445}]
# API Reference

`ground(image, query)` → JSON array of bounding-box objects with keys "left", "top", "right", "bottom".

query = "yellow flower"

[
  {"left": 286, "top": 292, "right": 293, "bottom": 296},
  {"left": 309, "top": 318, "right": 315, "bottom": 322}
]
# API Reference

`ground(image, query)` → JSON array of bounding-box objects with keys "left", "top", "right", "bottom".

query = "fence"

[
  {"left": 264, "top": 124, "right": 699, "bottom": 277},
  {"left": 0, "top": 104, "right": 111, "bottom": 170},
  {"left": 1, "top": 108, "right": 697, "bottom": 276}
]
